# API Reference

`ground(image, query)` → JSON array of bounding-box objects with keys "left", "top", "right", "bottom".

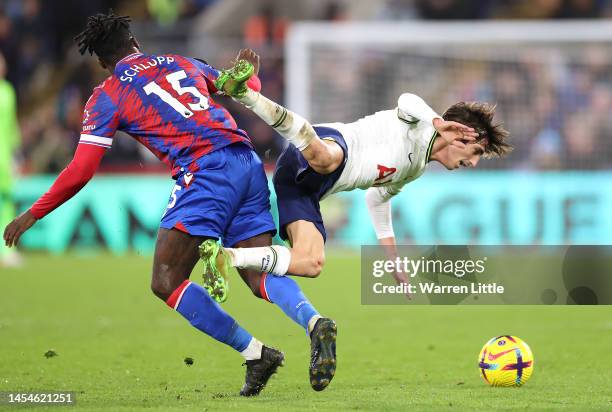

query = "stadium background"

[
  {"left": 1, "top": 0, "right": 612, "bottom": 254},
  {"left": 1, "top": 1, "right": 612, "bottom": 410}
]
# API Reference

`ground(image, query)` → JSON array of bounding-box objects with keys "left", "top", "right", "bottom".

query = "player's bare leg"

[
  {"left": 201, "top": 232, "right": 324, "bottom": 322},
  {"left": 152, "top": 228, "right": 284, "bottom": 397},
  {"left": 150, "top": 228, "right": 203, "bottom": 301},
  {"left": 201, "top": 221, "right": 325, "bottom": 280},
  {"left": 285, "top": 220, "right": 326, "bottom": 277},
  {"left": 215, "top": 61, "right": 344, "bottom": 175},
  {"left": 211, "top": 221, "right": 325, "bottom": 280},
  {"left": 199, "top": 232, "right": 325, "bottom": 324}
]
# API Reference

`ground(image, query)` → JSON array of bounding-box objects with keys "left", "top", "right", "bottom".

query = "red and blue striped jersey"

[{"left": 79, "top": 52, "right": 252, "bottom": 176}]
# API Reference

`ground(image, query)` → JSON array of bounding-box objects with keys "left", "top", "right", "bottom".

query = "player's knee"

[
  {"left": 247, "top": 276, "right": 263, "bottom": 299},
  {"left": 150, "top": 279, "right": 171, "bottom": 301},
  {"left": 310, "top": 160, "right": 336, "bottom": 175},
  {"left": 315, "top": 253, "right": 326, "bottom": 276},
  {"left": 235, "top": 269, "right": 264, "bottom": 299},
  {"left": 290, "top": 238, "right": 326, "bottom": 277},
  {"left": 308, "top": 151, "right": 336, "bottom": 174},
  {"left": 150, "top": 267, "right": 182, "bottom": 302},
  {"left": 305, "top": 253, "right": 326, "bottom": 278},
  {"left": 305, "top": 140, "right": 342, "bottom": 175}
]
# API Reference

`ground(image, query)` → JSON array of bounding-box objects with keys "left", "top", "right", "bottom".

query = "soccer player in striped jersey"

[
  {"left": 3, "top": 12, "right": 334, "bottom": 396},
  {"left": 202, "top": 56, "right": 511, "bottom": 299}
]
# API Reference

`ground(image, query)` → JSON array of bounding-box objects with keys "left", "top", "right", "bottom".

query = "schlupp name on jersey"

[{"left": 120, "top": 56, "right": 175, "bottom": 83}]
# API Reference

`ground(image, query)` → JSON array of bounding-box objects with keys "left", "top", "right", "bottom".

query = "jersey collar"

[
  {"left": 425, "top": 130, "right": 438, "bottom": 163},
  {"left": 116, "top": 52, "right": 143, "bottom": 65}
]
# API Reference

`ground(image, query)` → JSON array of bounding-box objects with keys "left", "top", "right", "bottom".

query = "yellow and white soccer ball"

[{"left": 478, "top": 335, "right": 534, "bottom": 387}]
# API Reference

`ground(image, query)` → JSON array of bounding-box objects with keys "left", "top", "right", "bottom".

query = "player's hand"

[
  {"left": 3, "top": 210, "right": 37, "bottom": 248},
  {"left": 235, "top": 48, "right": 260, "bottom": 75},
  {"left": 392, "top": 271, "right": 413, "bottom": 300},
  {"left": 433, "top": 118, "right": 478, "bottom": 149}
]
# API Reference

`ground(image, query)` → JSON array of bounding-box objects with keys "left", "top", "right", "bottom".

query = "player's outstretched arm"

[
  {"left": 365, "top": 186, "right": 412, "bottom": 299},
  {"left": 365, "top": 186, "right": 396, "bottom": 241},
  {"left": 3, "top": 144, "right": 106, "bottom": 247},
  {"left": 3, "top": 210, "right": 36, "bottom": 248}
]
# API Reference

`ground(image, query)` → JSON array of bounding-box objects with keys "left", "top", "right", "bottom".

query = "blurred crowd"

[
  {"left": 1, "top": 0, "right": 611, "bottom": 175},
  {"left": 378, "top": 0, "right": 612, "bottom": 19},
  {"left": 0, "top": 0, "right": 218, "bottom": 174},
  {"left": 311, "top": 43, "right": 612, "bottom": 170}
]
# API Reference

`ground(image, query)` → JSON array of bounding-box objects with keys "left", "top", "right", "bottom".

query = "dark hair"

[
  {"left": 74, "top": 10, "right": 134, "bottom": 65},
  {"left": 443, "top": 102, "right": 512, "bottom": 158}
]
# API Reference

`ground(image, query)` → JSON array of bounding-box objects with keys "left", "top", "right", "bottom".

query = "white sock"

[
  {"left": 237, "top": 89, "right": 315, "bottom": 150},
  {"left": 307, "top": 315, "right": 323, "bottom": 335},
  {"left": 240, "top": 337, "right": 263, "bottom": 361},
  {"left": 225, "top": 245, "right": 291, "bottom": 276}
]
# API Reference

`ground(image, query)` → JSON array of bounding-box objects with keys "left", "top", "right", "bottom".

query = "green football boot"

[
  {"left": 199, "top": 239, "right": 231, "bottom": 303},
  {"left": 214, "top": 59, "right": 254, "bottom": 98}
]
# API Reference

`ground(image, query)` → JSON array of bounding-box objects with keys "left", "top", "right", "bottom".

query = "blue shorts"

[
  {"left": 160, "top": 143, "right": 277, "bottom": 247},
  {"left": 273, "top": 126, "right": 348, "bottom": 242}
]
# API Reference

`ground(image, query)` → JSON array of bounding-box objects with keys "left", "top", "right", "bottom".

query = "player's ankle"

[
  {"left": 240, "top": 337, "right": 264, "bottom": 360},
  {"left": 225, "top": 248, "right": 243, "bottom": 268},
  {"left": 307, "top": 315, "right": 323, "bottom": 336}
]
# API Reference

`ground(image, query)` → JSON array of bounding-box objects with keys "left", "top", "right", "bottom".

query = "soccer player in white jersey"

[
  {"left": 201, "top": 53, "right": 511, "bottom": 290},
  {"left": 198, "top": 53, "right": 510, "bottom": 390}
]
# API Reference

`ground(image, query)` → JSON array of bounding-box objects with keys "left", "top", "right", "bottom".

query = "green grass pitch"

[{"left": 1, "top": 252, "right": 611, "bottom": 411}]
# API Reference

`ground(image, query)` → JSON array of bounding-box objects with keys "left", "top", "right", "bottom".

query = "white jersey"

[
  {"left": 317, "top": 93, "right": 441, "bottom": 239},
  {"left": 318, "top": 107, "right": 436, "bottom": 201}
]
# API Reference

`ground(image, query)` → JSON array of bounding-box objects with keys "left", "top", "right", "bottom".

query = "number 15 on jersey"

[{"left": 143, "top": 70, "right": 209, "bottom": 118}]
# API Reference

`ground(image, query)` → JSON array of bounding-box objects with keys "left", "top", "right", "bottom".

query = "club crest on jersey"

[
  {"left": 373, "top": 164, "right": 397, "bottom": 186},
  {"left": 183, "top": 173, "right": 194, "bottom": 188}
]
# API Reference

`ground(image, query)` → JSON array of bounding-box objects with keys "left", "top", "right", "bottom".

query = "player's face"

[{"left": 443, "top": 141, "right": 486, "bottom": 170}]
